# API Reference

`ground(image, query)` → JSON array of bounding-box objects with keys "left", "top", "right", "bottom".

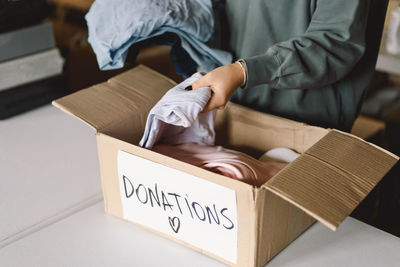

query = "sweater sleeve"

[{"left": 243, "top": 0, "right": 370, "bottom": 90}]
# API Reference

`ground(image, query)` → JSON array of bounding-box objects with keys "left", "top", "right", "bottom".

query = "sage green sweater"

[{"left": 226, "top": 0, "right": 386, "bottom": 131}]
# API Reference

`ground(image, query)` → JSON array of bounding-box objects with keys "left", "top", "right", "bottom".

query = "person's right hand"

[{"left": 191, "top": 62, "right": 245, "bottom": 112}]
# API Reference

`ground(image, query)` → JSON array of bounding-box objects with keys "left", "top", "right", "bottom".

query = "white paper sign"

[{"left": 117, "top": 150, "right": 238, "bottom": 263}]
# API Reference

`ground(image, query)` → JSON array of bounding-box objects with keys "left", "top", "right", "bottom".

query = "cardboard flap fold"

[
  {"left": 264, "top": 130, "right": 399, "bottom": 231},
  {"left": 52, "top": 65, "right": 176, "bottom": 132}
]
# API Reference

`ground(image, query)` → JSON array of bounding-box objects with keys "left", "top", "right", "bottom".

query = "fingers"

[
  {"left": 202, "top": 93, "right": 226, "bottom": 113},
  {"left": 191, "top": 75, "right": 210, "bottom": 90},
  {"left": 190, "top": 68, "right": 231, "bottom": 112},
  {"left": 190, "top": 74, "right": 219, "bottom": 112},
  {"left": 202, "top": 102, "right": 214, "bottom": 113},
  {"left": 194, "top": 80, "right": 228, "bottom": 112}
]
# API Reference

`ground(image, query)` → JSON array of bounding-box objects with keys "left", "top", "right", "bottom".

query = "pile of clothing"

[
  {"left": 139, "top": 73, "right": 299, "bottom": 186},
  {"left": 85, "top": 0, "right": 232, "bottom": 76}
]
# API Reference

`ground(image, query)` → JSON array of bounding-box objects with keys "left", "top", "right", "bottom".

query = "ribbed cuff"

[{"left": 241, "top": 48, "right": 281, "bottom": 90}]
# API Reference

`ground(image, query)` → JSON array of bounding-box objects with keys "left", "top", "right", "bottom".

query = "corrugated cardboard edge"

[
  {"left": 263, "top": 129, "right": 399, "bottom": 231},
  {"left": 334, "top": 129, "right": 399, "bottom": 159},
  {"left": 264, "top": 186, "right": 337, "bottom": 230},
  {"left": 52, "top": 100, "right": 98, "bottom": 132},
  {"left": 255, "top": 189, "right": 316, "bottom": 266},
  {"left": 252, "top": 187, "right": 265, "bottom": 267}
]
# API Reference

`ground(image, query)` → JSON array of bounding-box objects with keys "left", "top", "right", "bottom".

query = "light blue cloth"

[
  {"left": 85, "top": 0, "right": 232, "bottom": 72},
  {"left": 139, "top": 72, "right": 216, "bottom": 149}
]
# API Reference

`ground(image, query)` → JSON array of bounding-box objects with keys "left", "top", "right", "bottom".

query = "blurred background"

[{"left": 1, "top": 0, "right": 399, "bottom": 237}]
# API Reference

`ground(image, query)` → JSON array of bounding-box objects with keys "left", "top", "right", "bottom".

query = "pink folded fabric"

[{"left": 152, "top": 143, "right": 289, "bottom": 186}]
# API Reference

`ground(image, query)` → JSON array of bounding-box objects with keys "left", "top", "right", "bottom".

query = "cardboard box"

[
  {"left": 351, "top": 115, "right": 386, "bottom": 140},
  {"left": 53, "top": 65, "right": 399, "bottom": 267}
]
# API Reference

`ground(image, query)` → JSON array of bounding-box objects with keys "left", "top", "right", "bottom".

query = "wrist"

[
  {"left": 232, "top": 62, "right": 246, "bottom": 88},
  {"left": 235, "top": 60, "right": 247, "bottom": 88}
]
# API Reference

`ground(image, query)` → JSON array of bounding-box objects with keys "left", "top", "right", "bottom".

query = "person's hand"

[{"left": 191, "top": 63, "right": 245, "bottom": 112}]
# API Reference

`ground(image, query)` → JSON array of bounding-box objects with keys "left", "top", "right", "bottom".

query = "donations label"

[{"left": 117, "top": 150, "right": 238, "bottom": 263}]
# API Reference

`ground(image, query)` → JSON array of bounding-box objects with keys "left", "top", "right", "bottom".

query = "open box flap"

[
  {"left": 263, "top": 130, "right": 399, "bottom": 231},
  {"left": 52, "top": 65, "right": 176, "bottom": 132}
]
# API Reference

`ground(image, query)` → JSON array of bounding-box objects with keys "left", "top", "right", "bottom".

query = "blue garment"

[
  {"left": 85, "top": 0, "right": 232, "bottom": 72},
  {"left": 128, "top": 32, "right": 198, "bottom": 79},
  {"left": 139, "top": 72, "right": 216, "bottom": 149}
]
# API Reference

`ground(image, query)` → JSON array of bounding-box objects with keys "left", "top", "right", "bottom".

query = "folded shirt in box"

[
  {"left": 139, "top": 72, "right": 216, "bottom": 149},
  {"left": 153, "top": 143, "right": 299, "bottom": 186}
]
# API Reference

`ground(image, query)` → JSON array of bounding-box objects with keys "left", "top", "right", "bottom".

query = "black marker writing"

[
  {"left": 123, "top": 175, "right": 134, "bottom": 198},
  {"left": 136, "top": 184, "right": 148, "bottom": 204},
  {"left": 148, "top": 183, "right": 160, "bottom": 208},
  {"left": 184, "top": 194, "right": 194, "bottom": 219},
  {"left": 192, "top": 202, "right": 206, "bottom": 221},
  {"left": 206, "top": 204, "right": 220, "bottom": 225},
  {"left": 161, "top": 190, "right": 173, "bottom": 211},
  {"left": 122, "top": 175, "right": 235, "bottom": 230},
  {"left": 168, "top": 193, "right": 183, "bottom": 214},
  {"left": 220, "top": 208, "right": 234, "bottom": 230}
]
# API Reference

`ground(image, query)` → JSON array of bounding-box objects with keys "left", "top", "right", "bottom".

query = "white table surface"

[
  {"left": 1, "top": 104, "right": 400, "bottom": 267},
  {"left": 0, "top": 105, "right": 102, "bottom": 248},
  {"left": 1, "top": 201, "right": 400, "bottom": 267}
]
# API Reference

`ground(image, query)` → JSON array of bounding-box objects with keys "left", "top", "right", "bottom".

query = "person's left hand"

[{"left": 191, "top": 63, "right": 245, "bottom": 112}]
